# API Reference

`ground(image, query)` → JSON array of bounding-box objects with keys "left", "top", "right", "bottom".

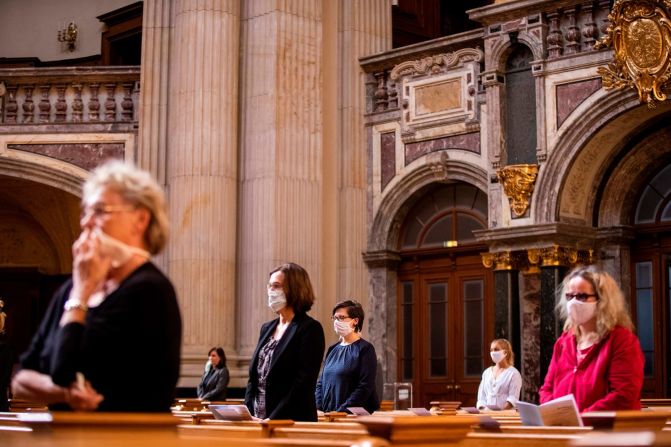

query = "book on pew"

[
  {"left": 516, "top": 394, "right": 583, "bottom": 427},
  {"left": 347, "top": 407, "right": 370, "bottom": 416},
  {"left": 208, "top": 404, "right": 253, "bottom": 421},
  {"left": 408, "top": 407, "right": 432, "bottom": 416}
]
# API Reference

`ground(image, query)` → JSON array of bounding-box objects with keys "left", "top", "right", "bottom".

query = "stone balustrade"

[
  {"left": 360, "top": 29, "right": 484, "bottom": 117},
  {"left": 0, "top": 66, "right": 139, "bottom": 126}
]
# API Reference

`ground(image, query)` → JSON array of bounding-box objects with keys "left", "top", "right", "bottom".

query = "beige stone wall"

[
  {"left": 136, "top": 0, "right": 391, "bottom": 387},
  {"left": 0, "top": 0, "right": 138, "bottom": 61}
]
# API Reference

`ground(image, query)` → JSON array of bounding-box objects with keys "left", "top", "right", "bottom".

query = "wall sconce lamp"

[{"left": 57, "top": 21, "right": 78, "bottom": 52}]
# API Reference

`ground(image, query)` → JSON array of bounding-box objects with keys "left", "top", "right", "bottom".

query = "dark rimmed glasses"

[{"left": 565, "top": 293, "right": 597, "bottom": 302}]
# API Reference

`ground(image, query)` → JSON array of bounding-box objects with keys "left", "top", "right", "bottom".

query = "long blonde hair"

[{"left": 556, "top": 265, "right": 634, "bottom": 338}]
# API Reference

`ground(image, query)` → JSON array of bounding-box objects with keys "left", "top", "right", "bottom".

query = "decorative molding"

[
  {"left": 389, "top": 48, "right": 483, "bottom": 81},
  {"left": 362, "top": 250, "right": 402, "bottom": 269},
  {"left": 596, "top": 0, "right": 671, "bottom": 107},
  {"left": 482, "top": 251, "right": 514, "bottom": 271},
  {"left": 483, "top": 246, "right": 596, "bottom": 271},
  {"left": 425, "top": 150, "right": 450, "bottom": 181},
  {"left": 497, "top": 164, "right": 539, "bottom": 217}
]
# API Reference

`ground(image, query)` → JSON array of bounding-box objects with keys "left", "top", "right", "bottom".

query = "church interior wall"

[{"left": 0, "top": 0, "right": 139, "bottom": 61}]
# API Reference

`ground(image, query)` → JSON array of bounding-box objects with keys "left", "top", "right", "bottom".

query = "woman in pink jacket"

[{"left": 539, "top": 265, "right": 644, "bottom": 412}]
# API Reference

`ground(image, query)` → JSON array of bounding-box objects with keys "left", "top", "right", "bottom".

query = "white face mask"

[
  {"left": 334, "top": 320, "right": 354, "bottom": 337},
  {"left": 94, "top": 228, "right": 150, "bottom": 268},
  {"left": 205, "top": 360, "right": 212, "bottom": 373},
  {"left": 490, "top": 350, "right": 506, "bottom": 364},
  {"left": 567, "top": 299, "right": 597, "bottom": 325},
  {"left": 267, "top": 290, "right": 286, "bottom": 312}
]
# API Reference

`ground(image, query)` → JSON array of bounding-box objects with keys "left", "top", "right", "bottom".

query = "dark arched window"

[
  {"left": 505, "top": 44, "right": 537, "bottom": 165},
  {"left": 634, "top": 164, "right": 671, "bottom": 225},
  {"left": 400, "top": 182, "right": 487, "bottom": 249}
]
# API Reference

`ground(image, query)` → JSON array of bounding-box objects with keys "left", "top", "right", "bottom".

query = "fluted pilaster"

[
  {"left": 167, "top": 0, "right": 240, "bottom": 385},
  {"left": 237, "top": 0, "right": 324, "bottom": 357},
  {"left": 337, "top": 0, "right": 391, "bottom": 322},
  {"left": 138, "top": 0, "right": 171, "bottom": 184}
]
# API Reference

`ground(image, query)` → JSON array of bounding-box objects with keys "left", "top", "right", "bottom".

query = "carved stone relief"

[{"left": 596, "top": 0, "right": 671, "bottom": 107}]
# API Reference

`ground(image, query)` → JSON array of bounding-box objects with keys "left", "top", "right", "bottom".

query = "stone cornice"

[
  {"left": 474, "top": 222, "right": 597, "bottom": 251},
  {"left": 359, "top": 29, "right": 484, "bottom": 73},
  {"left": 362, "top": 250, "right": 401, "bottom": 269},
  {"left": 595, "top": 225, "right": 636, "bottom": 244},
  {"left": 468, "top": 0, "right": 588, "bottom": 26}
]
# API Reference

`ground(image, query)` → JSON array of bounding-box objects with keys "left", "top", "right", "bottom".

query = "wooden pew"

[
  {"left": 461, "top": 432, "right": 583, "bottom": 447},
  {"left": 581, "top": 411, "right": 670, "bottom": 431},
  {"left": 179, "top": 419, "right": 370, "bottom": 442},
  {"left": 0, "top": 411, "right": 389, "bottom": 447},
  {"left": 642, "top": 399, "right": 671, "bottom": 408},
  {"left": 570, "top": 430, "right": 671, "bottom": 446},
  {"left": 355, "top": 414, "right": 479, "bottom": 446}
]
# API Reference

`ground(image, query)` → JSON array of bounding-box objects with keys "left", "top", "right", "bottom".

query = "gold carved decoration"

[
  {"left": 496, "top": 164, "right": 539, "bottom": 218},
  {"left": 481, "top": 251, "right": 513, "bottom": 270},
  {"left": 596, "top": 0, "right": 671, "bottom": 107},
  {"left": 483, "top": 247, "right": 596, "bottom": 271},
  {"left": 537, "top": 245, "right": 578, "bottom": 267}
]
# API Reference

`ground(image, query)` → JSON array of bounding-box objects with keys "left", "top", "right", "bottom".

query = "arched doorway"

[
  {"left": 396, "top": 182, "right": 492, "bottom": 407},
  {"left": 0, "top": 168, "right": 81, "bottom": 373},
  {"left": 630, "top": 162, "right": 671, "bottom": 397}
]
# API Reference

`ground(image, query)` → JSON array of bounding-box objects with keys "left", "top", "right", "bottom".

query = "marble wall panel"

[
  {"left": 404, "top": 131, "right": 480, "bottom": 165},
  {"left": 380, "top": 131, "right": 396, "bottom": 191},
  {"left": 7, "top": 142, "right": 123, "bottom": 171},
  {"left": 555, "top": 78, "right": 602, "bottom": 129}
]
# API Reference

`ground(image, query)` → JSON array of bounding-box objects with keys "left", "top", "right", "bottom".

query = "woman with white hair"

[
  {"left": 539, "top": 265, "right": 644, "bottom": 411},
  {"left": 12, "top": 160, "right": 182, "bottom": 411}
]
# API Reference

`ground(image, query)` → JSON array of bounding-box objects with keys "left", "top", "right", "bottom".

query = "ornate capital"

[
  {"left": 484, "top": 247, "right": 596, "bottom": 271},
  {"left": 497, "top": 164, "right": 539, "bottom": 218},
  {"left": 389, "top": 48, "right": 484, "bottom": 81},
  {"left": 482, "top": 251, "right": 514, "bottom": 270},
  {"left": 596, "top": 0, "right": 671, "bottom": 107}
]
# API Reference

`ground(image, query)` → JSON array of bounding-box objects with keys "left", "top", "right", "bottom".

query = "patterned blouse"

[{"left": 253, "top": 337, "right": 279, "bottom": 418}]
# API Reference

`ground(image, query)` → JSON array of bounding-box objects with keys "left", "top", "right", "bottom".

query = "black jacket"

[
  {"left": 245, "top": 312, "right": 325, "bottom": 421},
  {"left": 197, "top": 366, "right": 229, "bottom": 401},
  {"left": 20, "top": 263, "right": 182, "bottom": 412}
]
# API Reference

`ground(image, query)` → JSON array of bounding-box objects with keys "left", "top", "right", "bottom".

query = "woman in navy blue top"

[{"left": 315, "top": 300, "right": 379, "bottom": 414}]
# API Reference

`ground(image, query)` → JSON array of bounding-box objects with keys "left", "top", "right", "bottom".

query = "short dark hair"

[
  {"left": 208, "top": 347, "right": 227, "bottom": 369},
  {"left": 333, "top": 299, "right": 365, "bottom": 332},
  {"left": 270, "top": 262, "right": 315, "bottom": 313}
]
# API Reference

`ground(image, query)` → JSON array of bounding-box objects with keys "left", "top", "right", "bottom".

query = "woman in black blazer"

[
  {"left": 197, "top": 347, "right": 229, "bottom": 401},
  {"left": 245, "top": 263, "right": 325, "bottom": 421}
]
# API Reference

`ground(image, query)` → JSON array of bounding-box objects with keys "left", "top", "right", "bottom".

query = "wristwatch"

[{"left": 64, "top": 298, "right": 89, "bottom": 313}]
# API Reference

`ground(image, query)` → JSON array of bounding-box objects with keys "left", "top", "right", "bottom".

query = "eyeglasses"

[
  {"left": 565, "top": 293, "right": 598, "bottom": 302},
  {"left": 81, "top": 204, "right": 135, "bottom": 220},
  {"left": 331, "top": 315, "right": 351, "bottom": 321}
]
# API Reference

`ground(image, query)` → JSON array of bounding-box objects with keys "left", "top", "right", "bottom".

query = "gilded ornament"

[
  {"left": 596, "top": 0, "right": 671, "bottom": 107},
  {"left": 497, "top": 164, "right": 539, "bottom": 218}
]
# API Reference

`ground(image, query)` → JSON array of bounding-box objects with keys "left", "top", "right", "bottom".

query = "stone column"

[
  {"left": 493, "top": 270, "right": 520, "bottom": 364},
  {"left": 519, "top": 270, "right": 541, "bottom": 402},
  {"left": 138, "top": 0, "right": 171, "bottom": 183},
  {"left": 363, "top": 251, "right": 400, "bottom": 394},
  {"left": 166, "top": 0, "right": 240, "bottom": 386},
  {"left": 237, "top": 0, "right": 325, "bottom": 361},
  {"left": 335, "top": 0, "right": 392, "bottom": 320},
  {"left": 539, "top": 265, "right": 566, "bottom": 380}
]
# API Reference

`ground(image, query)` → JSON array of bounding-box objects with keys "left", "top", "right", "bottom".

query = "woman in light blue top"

[{"left": 476, "top": 338, "right": 522, "bottom": 410}]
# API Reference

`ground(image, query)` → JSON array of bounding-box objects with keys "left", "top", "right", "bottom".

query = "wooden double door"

[
  {"left": 397, "top": 252, "right": 493, "bottom": 408},
  {"left": 631, "top": 236, "right": 671, "bottom": 397}
]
